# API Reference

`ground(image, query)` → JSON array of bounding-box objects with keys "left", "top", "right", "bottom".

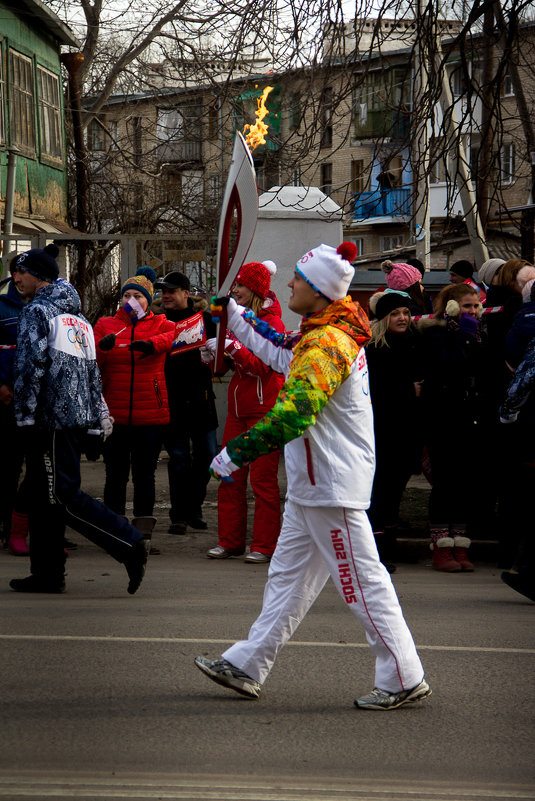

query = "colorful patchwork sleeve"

[{"left": 226, "top": 326, "right": 358, "bottom": 465}]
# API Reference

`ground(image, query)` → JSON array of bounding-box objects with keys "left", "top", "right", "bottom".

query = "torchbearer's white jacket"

[{"left": 223, "top": 295, "right": 375, "bottom": 509}]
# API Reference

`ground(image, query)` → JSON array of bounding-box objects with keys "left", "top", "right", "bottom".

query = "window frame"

[
  {"left": 9, "top": 48, "right": 36, "bottom": 156},
  {"left": 380, "top": 234, "right": 404, "bottom": 251},
  {"left": 351, "top": 159, "right": 364, "bottom": 195},
  {"left": 320, "top": 161, "right": 333, "bottom": 195},
  {"left": 37, "top": 64, "right": 63, "bottom": 164},
  {"left": 500, "top": 142, "right": 514, "bottom": 185},
  {"left": 87, "top": 118, "right": 106, "bottom": 152}
]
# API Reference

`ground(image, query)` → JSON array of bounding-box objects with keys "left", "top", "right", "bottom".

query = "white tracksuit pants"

[{"left": 223, "top": 501, "right": 424, "bottom": 692}]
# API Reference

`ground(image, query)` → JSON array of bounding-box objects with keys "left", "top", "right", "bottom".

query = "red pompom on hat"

[
  {"left": 235, "top": 260, "right": 276, "bottom": 300},
  {"left": 337, "top": 241, "right": 358, "bottom": 262},
  {"left": 296, "top": 242, "right": 356, "bottom": 301}
]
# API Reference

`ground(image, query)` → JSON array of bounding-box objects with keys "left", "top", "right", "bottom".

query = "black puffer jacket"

[
  {"left": 366, "top": 328, "right": 423, "bottom": 468},
  {"left": 418, "top": 316, "right": 493, "bottom": 430},
  {"left": 160, "top": 298, "right": 218, "bottom": 432}
]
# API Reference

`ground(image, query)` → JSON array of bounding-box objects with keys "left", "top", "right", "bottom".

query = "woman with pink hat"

[{"left": 381, "top": 259, "right": 429, "bottom": 316}]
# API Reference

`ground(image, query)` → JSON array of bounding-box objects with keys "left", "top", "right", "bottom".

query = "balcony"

[
  {"left": 354, "top": 109, "right": 410, "bottom": 141},
  {"left": 351, "top": 187, "right": 411, "bottom": 221},
  {"left": 154, "top": 139, "right": 202, "bottom": 164}
]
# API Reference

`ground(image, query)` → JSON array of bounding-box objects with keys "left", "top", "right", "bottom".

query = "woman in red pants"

[{"left": 207, "top": 261, "right": 286, "bottom": 563}]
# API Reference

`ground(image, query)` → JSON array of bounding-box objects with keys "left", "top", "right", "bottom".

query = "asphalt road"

[{"left": 0, "top": 457, "right": 534, "bottom": 801}]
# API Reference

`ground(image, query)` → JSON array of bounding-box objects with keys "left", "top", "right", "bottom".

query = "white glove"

[
  {"left": 204, "top": 337, "right": 235, "bottom": 355},
  {"left": 210, "top": 447, "right": 240, "bottom": 478},
  {"left": 101, "top": 415, "right": 114, "bottom": 440},
  {"left": 200, "top": 344, "right": 214, "bottom": 364},
  {"left": 205, "top": 337, "right": 217, "bottom": 354}
]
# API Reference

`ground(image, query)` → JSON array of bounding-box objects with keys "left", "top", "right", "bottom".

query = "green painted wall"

[{"left": 0, "top": 2, "right": 69, "bottom": 221}]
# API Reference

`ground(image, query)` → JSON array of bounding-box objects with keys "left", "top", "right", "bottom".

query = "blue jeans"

[
  {"left": 163, "top": 424, "right": 217, "bottom": 522},
  {"left": 103, "top": 424, "right": 163, "bottom": 517}
]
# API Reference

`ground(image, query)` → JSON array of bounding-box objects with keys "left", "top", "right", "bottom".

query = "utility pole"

[{"left": 436, "top": 42, "right": 489, "bottom": 268}]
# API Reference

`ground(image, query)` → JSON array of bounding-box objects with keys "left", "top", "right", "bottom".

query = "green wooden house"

[{"left": 0, "top": 0, "right": 80, "bottom": 251}]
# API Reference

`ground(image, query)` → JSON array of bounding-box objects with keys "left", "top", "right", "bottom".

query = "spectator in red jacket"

[
  {"left": 94, "top": 267, "right": 175, "bottom": 548},
  {"left": 205, "top": 261, "right": 286, "bottom": 563}
]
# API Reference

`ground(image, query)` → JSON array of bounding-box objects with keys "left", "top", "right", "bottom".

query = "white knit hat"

[{"left": 296, "top": 242, "right": 357, "bottom": 302}]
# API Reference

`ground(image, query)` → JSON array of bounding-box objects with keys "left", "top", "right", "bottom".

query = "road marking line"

[
  {"left": 0, "top": 777, "right": 533, "bottom": 801},
  {"left": 0, "top": 634, "right": 533, "bottom": 654}
]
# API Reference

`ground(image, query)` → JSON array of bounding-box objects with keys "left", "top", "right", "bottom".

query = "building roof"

[{"left": 16, "top": 0, "right": 81, "bottom": 48}]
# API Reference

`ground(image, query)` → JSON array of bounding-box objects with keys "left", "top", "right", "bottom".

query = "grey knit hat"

[{"left": 477, "top": 258, "right": 505, "bottom": 286}]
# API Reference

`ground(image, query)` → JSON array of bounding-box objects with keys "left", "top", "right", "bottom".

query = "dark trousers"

[
  {"left": 367, "top": 453, "right": 413, "bottom": 532},
  {"left": 162, "top": 423, "right": 217, "bottom": 523},
  {"left": 25, "top": 428, "right": 143, "bottom": 582},
  {"left": 0, "top": 403, "right": 25, "bottom": 537},
  {"left": 426, "top": 431, "right": 471, "bottom": 526},
  {"left": 103, "top": 424, "right": 163, "bottom": 517},
  {"left": 495, "top": 422, "right": 535, "bottom": 569}
]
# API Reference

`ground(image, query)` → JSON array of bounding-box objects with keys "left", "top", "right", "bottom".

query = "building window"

[
  {"left": 502, "top": 67, "right": 514, "bottom": 97},
  {"left": 9, "top": 49, "right": 36, "bottom": 153},
  {"left": 161, "top": 171, "right": 182, "bottom": 206},
  {"left": 346, "top": 236, "right": 363, "bottom": 256},
  {"left": 291, "top": 166, "right": 301, "bottom": 186},
  {"left": 320, "top": 162, "right": 333, "bottom": 195},
  {"left": 37, "top": 66, "right": 62, "bottom": 161},
  {"left": 157, "top": 108, "right": 183, "bottom": 140},
  {"left": 88, "top": 118, "right": 105, "bottom": 151},
  {"left": 351, "top": 159, "right": 364, "bottom": 194},
  {"left": 380, "top": 234, "right": 404, "bottom": 251},
  {"left": 320, "top": 87, "right": 333, "bottom": 148},
  {"left": 289, "top": 92, "right": 301, "bottom": 131},
  {"left": 450, "top": 63, "right": 466, "bottom": 98},
  {"left": 500, "top": 143, "right": 514, "bottom": 185},
  {"left": 209, "top": 174, "right": 221, "bottom": 203}
]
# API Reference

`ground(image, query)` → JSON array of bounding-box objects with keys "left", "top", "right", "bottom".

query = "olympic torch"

[
  {"left": 213, "top": 131, "right": 258, "bottom": 374},
  {"left": 213, "top": 87, "right": 274, "bottom": 374}
]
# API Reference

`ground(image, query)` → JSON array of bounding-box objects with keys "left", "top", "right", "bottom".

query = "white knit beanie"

[{"left": 296, "top": 242, "right": 357, "bottom": 302}]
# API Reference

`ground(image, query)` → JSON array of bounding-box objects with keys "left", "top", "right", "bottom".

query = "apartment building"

[{"left": 84, "top": 16, "right": 534, "bottom": 281}]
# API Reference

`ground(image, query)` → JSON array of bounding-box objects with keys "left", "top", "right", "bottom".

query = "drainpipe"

[{"left": 2, "top": 145, "right": 19, "bottom": 271}]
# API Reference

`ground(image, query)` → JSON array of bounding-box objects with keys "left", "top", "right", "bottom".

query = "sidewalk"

[{"left": 76, "top": 455, "right": 498, "bottom": 565}]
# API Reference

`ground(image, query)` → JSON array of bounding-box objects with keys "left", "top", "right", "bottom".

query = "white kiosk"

[{"left": 213, "top": 185, "right": 344, "bottom": 440}]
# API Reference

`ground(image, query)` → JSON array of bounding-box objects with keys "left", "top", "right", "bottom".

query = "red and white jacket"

[
  {"left": 95, "top": 307, "right": 175, "bottom": 426},
  {"left": 225, "top": 291, "right": 286, "bottom": 419}
]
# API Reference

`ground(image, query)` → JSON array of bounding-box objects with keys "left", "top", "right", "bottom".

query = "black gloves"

[
  {"left": 129, "top": 340, "right": 155, "bottom": 358},
  {"left": 99, "top": 333, "right": 116, "bottom": 351}
]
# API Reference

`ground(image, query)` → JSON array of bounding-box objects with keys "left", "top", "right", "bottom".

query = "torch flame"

[{"left": 243, "top": 86, "right": 273, "bottom": 151}]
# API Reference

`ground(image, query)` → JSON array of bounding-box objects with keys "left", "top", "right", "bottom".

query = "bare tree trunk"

[{"left": 61, "top": 52, "right": 88, "bottom": 302}]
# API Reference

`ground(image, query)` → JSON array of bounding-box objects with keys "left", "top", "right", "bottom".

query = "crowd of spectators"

[{"left": 1, "top": 247, "right": 534, "bottom": 603}]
